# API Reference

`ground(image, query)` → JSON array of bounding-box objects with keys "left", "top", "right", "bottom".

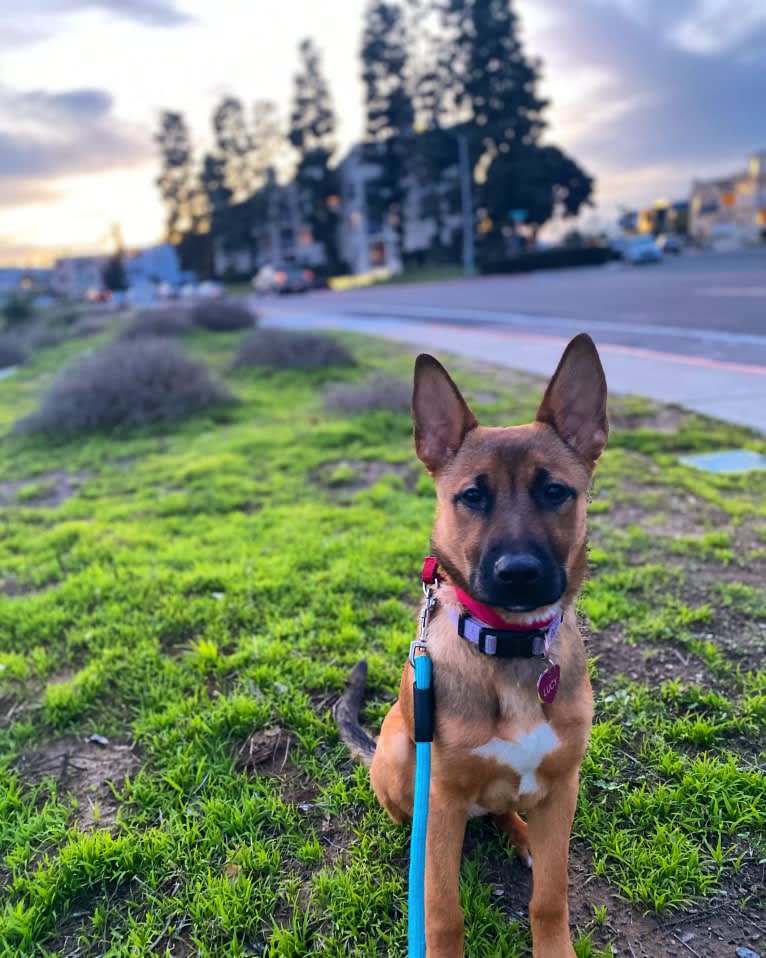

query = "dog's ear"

[
  {"left": 536, "top": 333, "right": 608, "bottom": 463},
  {"left": 412, "top": 354, "right": 478, "bottom": 473}
]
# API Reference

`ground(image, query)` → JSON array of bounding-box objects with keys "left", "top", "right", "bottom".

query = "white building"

[
  {"left": 51, "top": 256, "right": 104, "bottom": 298},
  {"left": 126, "top": 243, "right": 183, "bottom": 287},
  {"left": 689, "top": 151, "right": 766, "bottom": 245}
]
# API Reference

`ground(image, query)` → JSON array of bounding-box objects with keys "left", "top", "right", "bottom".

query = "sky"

[{"left": 0, "top": 0, "right": 764, "bottom": 266}]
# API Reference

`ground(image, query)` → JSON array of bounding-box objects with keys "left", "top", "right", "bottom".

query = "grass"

[{"left": 0, "top": 323, "right": 764, "bottom": 956}]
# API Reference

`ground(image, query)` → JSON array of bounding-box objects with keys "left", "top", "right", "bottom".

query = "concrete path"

[{"left": 259, "top": 304, "right": 766, "bottom": 435}]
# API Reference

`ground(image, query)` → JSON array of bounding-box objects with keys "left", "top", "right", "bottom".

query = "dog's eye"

[
  {"left": 459, "top": 487, "right": 485, "bottom": 509},
  {"left": 544, "top": 482, "right": 572, "bottom": 505}
]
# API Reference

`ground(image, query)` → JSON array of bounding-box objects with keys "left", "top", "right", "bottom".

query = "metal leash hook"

[{"left": 408, "top": 557, "right": 439, "bottom": 958}]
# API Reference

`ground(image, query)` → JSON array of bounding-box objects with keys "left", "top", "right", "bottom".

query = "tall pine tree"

[
  {"left": 289, "top": 38, "right": 342, "bottom": 270},
  {"left": 445, "top": 0, "right": 592, "bottom": 250},
  {"left": 212, "top": 96, "right": 255, "bottom": 202},
  {"left": 361, "top": 1, "right": 415, "bottom": 259},
  {"left": 155, "top": 111, "right": 196, "bottom": 243}
]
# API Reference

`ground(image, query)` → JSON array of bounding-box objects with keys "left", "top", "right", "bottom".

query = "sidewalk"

[{"left": 262, "top": 309, "right": 766, "bottom": 435}]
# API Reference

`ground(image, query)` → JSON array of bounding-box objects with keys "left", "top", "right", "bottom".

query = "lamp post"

[{"left": 454, "top": 131, "right": 475, "bottom": 276}]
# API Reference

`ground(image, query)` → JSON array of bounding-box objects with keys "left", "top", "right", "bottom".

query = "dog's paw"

[{"left": 492, "top": 811, "right": 532, "bottom": 867}]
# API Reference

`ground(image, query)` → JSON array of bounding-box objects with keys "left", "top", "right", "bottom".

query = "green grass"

[{"left": 0, "top": 322, "right": 764, "bottom": 955}]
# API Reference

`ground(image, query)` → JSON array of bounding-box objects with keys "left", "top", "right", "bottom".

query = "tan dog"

[{"left": 335, "top": 334, "right": 608, "bottom": 957}]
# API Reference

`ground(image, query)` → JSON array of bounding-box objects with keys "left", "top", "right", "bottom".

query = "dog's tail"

[{"left": 333, "top": 660, "right": 376, "bottom": 766}]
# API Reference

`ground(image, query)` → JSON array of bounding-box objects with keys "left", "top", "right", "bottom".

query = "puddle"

[{"left": 680, "top": 449, "right": 766, "bottom": 474}]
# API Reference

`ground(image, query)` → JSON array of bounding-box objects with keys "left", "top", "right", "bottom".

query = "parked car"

[
  {"left": 657, "top": 234, "right": 683, "bottom": 255},
  {"left": 623, "top": 235, "right": 663, "bottom": 264},
  {"left": 197, "top": 280, "right": 225, "bottom": 299},
  {"left": 252, "top": 264, "right": 314, "bottom": 295}
]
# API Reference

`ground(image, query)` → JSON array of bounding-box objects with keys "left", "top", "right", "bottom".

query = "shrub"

[
  {"left": 121, "top": 307, "right": 192, "bottom": 339},
  {"left": 478, "top": 246, "right": 615, "bottom": 275},
  {"left": 0, "top": 334, "right": 27, "bottom": 368},
  {"left": 191, "top": 299, "right": 255, "bottom": 332},
  {"left": 233, "top": 329, "right": 354, "bottom": 370},
  {"left": 15, "top": 337, "right": 234, "bottom": 436},
  {"left": 3, "top": 294, "right": 34, "bottom": 325},
  {"left": 324, "top": 374, "right": 410, "bottom": 414},
  {"left": 24, "top": 326, "right": 66, "bottom": 351}
]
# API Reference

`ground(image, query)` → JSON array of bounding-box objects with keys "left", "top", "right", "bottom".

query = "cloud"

[
  {"left": 0, "top": 0, "right": 192, "bottom": 49},
  {"left": 0, "top": 179, "right": 60, "bottom": 208},
  {"left": 527, "top": 0, "right": 766, "bottom": 203},
  {"left": 55, "top": 0, "right": 194, "bottom": 28},
  {"left": 0, "top": 85, "right": 152, "bottom": 183}
]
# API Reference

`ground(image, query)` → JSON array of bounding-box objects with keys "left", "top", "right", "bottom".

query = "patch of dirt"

[
  {"left": 592, "top": 483, "right": 729, "bottom": 539},
  {"left": 236, "top": 726, "right": 294, "bottom": 777},
  {"left": 13, "top": 735, "right": 140, "bottom": 829},
  {"left": 467, "top": 826, "right": 764, "bottom": 958},
  {"left": 0, "top": 469, "right": 88, "bottom": 508},
  {"left": 0, "top": 575, "right": 34, "bottom": 597},
  {"left": 609, "top": 403, "right": 690, "bottom": 434},
  {"left": 584, "top": 623, "right": 722, "bottom": 692},
  {"left": 312, "top": 459, "right": 418, "bottom": 495},
  {"left": 466, "top": 390, "right": 503, "bottom": 406}
]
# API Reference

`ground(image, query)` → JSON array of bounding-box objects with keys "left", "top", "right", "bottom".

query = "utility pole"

[{"left": 455, "top": 133, "right": 474, "bottom": 276}]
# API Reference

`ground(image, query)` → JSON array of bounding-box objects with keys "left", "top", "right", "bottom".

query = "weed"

[
  {"left": 191, "top": 299, "right": 256, "bottom": 332},
  {"left": 233, "top": 328, "right": 355, "bottom": 371},
  {"left": 14, "top": 337, "right": 234, "bottom": 436}
]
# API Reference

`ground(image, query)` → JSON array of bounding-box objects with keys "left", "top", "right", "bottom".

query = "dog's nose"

[{"left": 493, "top": 553, "right": 544, "bottom": 587}]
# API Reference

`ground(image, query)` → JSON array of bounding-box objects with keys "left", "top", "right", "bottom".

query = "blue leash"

[
  {"left": 408, "top": 563, "right": 438, "bottom": 957},
  {"left": 408, "top": 652, "right": 433, "bottom": 957}
]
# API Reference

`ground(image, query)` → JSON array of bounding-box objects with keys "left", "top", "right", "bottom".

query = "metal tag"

[{"left": 537, "top": 663, "right": 561, "bottom": 704}]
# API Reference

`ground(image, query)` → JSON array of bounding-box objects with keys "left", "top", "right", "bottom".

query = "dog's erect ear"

[
  {"left": 412, "top": 354, "right": 478, "bottom": 473},
  {"left": 536, "top": 333, "right": 608, "bottom": 463}
]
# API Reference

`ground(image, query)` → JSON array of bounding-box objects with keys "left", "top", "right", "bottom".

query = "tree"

[
  {"left": 443, "top": 0, "right": 592, "bottom": 255},
  {"left": 212, "top": 96, "right": 255, "bottom": 202},
  {"left": 361, "top": 2, "right": 416, "bottom": 257},
  {"left": 199, "top": 154, "right": 231, "bottom": 222},
  {"left": 102, "top": 252, "right": 128, "bottom": 292},
  {"left": 252, "top": 100, "right": 290, "bottom": 263},
  {"left": 446, "top": 0, "right": 547, "bottom": 155},
  {"left": 289, "top": 38, "right": 342, "bottom": 270},
  {"left": 155, "top": 111, "right": 196, "bottom": 243}
]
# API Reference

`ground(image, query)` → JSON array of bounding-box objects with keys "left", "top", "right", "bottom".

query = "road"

[{"left": 254, "top": 248, "right": 766, "bottom": 434}]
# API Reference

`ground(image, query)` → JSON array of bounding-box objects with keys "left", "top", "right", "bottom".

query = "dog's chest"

[{"left": 466, "top": 682, "right": 560, "bottom": 809}]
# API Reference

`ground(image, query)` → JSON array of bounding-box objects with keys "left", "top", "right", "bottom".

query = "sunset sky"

[{"left": 1, "top": 0, "right": 764, "bottom": 266}]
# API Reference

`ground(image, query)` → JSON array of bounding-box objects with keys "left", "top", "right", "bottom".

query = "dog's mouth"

[{"left": 492, "top": 599, "right": 562, "bottom": 626}]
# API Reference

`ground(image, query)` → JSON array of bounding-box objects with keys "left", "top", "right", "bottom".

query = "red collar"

[
  {"left": 421, "top": 556, "right": 558, "bottom": 632},
  {"left": 452, "top": 585, "right": 558, "bottom": 632}
]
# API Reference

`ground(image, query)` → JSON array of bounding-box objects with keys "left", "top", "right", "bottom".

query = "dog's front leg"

[
  {"left": 425, "top": 788, "right": 468, "bottom": 958},
  {"left": 526, "top": 772, "right": 579, "bottom": 958}
]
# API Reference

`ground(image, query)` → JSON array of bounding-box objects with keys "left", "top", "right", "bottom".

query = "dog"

[{"left": 335, "top": 333, "right": 608, "bottom": 957}]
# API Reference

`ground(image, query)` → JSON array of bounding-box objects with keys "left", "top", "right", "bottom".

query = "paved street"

[{"left": 255, "top": 249, "right": 766, "bottom": 434}]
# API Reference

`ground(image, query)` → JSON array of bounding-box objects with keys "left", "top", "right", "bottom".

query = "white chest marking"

[{"left": 471, "top": 724, "right": 560, "bottom": 795}]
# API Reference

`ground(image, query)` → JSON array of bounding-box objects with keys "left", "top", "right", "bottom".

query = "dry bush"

[
  {"left": 232, "top": 328, "right": 354, "bottom": 370},
  {"left": 0, "top": 334, "right": 26, "bottom": 368},
  {"left": 191, "top": 299, "right": 255, "bottom": 332},
  {"left": 16, "top": 337, "right": 234, "bottom": 436},
  {"left": 121, "top": 307, "right": 192, "bottom": 339},
  {"left": 324, "top": 374, "right": 410, "bottom": 414}
]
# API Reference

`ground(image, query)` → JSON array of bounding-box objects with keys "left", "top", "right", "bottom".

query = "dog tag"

[{"left": 537, "top": 664, "right": 560, "bottom": 704}]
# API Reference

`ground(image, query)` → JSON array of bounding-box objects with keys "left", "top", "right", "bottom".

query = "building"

[
  {"left": 337, "top": 140, "right": 463, "bottom": 275},
  {"left": 689, "top": 151, "right": 766, "bottom": 245},
  {"left": 0, "top": 268, "right": 52, "bottom": 294},
  {"left": 211, "top": 171, "right": 325, "bottom": 279},
  {"left": 337, "top": 145, "right": 399, "bottom": 274},
  {"left": 125, "top": 243, "right": 184, "bottom": 288},
  {"left": 50, "top": 256, "right": 104, "bottom": 298},
  {"left": 618, "top": 200, "right": 688, "bottom": 237},
  {"left": 210, "top": 135, "right": 465, "bottom": 280}
]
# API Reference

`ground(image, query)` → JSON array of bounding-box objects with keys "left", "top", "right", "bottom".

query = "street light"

[{"left": 451, "top": 131, "right": 475, "bottom": 277}]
